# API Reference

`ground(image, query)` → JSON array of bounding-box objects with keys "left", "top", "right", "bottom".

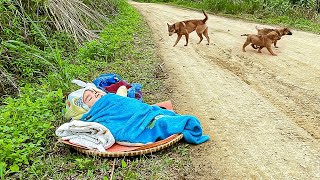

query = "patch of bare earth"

[{"left": 130, "top": 1, "right": 320, "bottom": 179}]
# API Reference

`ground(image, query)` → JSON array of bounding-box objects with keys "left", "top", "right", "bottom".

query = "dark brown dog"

[
  {"left": 242, "top": 31, "right": 281, "bottom": 56},
  {"left": 167, "top": 10, "right": 209, "bottom": 47},
  {"left": 255, "top": 26, "right": 292, "bottom": 48}
]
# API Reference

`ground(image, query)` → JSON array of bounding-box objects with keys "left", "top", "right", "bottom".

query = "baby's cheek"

[{"left": 86, "top": 100, "right": 94, "bottom": 108}]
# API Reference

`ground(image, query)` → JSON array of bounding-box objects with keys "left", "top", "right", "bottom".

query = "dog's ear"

[
  {"left": 275, "top": 29, "right": 282, "bottom": 36},
  {"left": 167, "top": 23, "right": 170, "bottom": 27}
]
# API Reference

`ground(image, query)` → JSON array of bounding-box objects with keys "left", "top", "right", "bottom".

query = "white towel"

[{"left": 56, "top": 121, "right": 115, "bottom": 152}]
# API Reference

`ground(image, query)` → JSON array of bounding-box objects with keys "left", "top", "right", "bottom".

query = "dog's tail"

[
  {"left": 241, "top": 34, "right": 249, "bottom": 36},
  {"left": 202, "top": 10, "right": 208, "bottom": 23}
]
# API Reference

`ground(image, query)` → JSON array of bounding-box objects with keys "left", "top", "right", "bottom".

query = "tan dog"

[
  {"left": 167, "top": 10, "right": 210, "bottom": 47},
  {"left": 256, "top": 26, "right": 292, "bottom": 48},
  {"left": 242, "top": 31, "right": 281, "bottom": 56}
]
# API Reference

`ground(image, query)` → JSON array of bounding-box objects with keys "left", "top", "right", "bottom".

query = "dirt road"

[{"left": 130, "top": 1, "right": 320, "bottom": 179}]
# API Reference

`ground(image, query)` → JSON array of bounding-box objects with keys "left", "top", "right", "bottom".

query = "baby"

[
  {"left": 66, "top": 85, "right": 210, "bottom": 145},
  {"left": 82, "top": 86, "right": 127, "bottom": 108},
  {"left": 65, "top": 86, "right": 127, "bottom": 120}
]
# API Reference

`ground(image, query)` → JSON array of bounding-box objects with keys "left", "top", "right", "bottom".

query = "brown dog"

[
  {"left": 255, "top": 26, "right": 292, "bottom": 48},
  {"left": 167, "top": 10, "right": 210, "bottom": 47},
  {"left": 242, "top": 31, "right": 281, "bottom": 56}
]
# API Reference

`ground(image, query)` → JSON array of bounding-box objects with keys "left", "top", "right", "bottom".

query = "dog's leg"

[
  {"left": 173, "top": 34, "right": 182, "bottom": 47},
  {"left": 266, "top": 46, "right": 277, "bottom": 56},
  {"left": 184, "top": 34, "right": 189, "bottom": 46},
  {"left": 242, "top": 41, "right": 250, "bottom": 52},
  {"left": 203, "top": 28, "right": 210, "bottom": 45},
  {"left": 197, "top": 32, "right": 203, "bottom": 44},
  {"left": 274, "top": 40, "right": 278, "bottom": 48},
  {"left": 258, "top": 46, "right": 264, "bottom": 53}
]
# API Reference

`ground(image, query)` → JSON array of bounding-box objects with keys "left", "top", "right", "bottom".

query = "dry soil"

[{"left": 130, "top": 1, "right": 320, "bottom": 179}]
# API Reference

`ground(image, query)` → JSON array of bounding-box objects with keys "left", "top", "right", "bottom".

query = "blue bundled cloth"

[
  {"left": 81, "top": 93, "right": 210, "bottom": 144},
  {"left": 92, "top": 73, "right": 143, "bottom": 102},
  {"left": 92, "top": 73, "right": 121, "bottom": 89}
]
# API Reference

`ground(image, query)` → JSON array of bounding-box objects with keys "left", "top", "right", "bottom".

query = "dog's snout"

[
  {"left": 169, "top": 32, "right": 174, "bottom": 36},
  {"left": 288, "top": 31, "right": 293, "bottom": 35}
]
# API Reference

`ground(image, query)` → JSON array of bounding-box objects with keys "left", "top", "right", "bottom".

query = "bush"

[
  {"left": 0, "top": 0, "right": 122, "bottom": 177},
  {"left": 0, "top": 86, "right": 64, "bottom": 176}
]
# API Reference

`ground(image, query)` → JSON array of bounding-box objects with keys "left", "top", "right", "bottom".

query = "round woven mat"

[{"left": 61, "top": 134, "right": 184, "bottom": 157}]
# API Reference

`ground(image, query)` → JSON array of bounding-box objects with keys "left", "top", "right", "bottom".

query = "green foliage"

[
  {"left": 74, "top": 158, "right": 94, "bottom": 170},
  {"left": 78, "top": 0, "right": 139, "bottom": 63},
  {"left": 2, "top": 40, "right": 57, "bottom": 80},
  {"left": 0, "top": 0, "right": 192, "bottom": 179},
  {"left": 0, "top": 1, "right": 78, "bottom": 97},
  {"left": 1, "top": 0, "right": 170, "bottom": 178},
  {"left": 0, "top": 85, "right": 64, "bottom": 176}
]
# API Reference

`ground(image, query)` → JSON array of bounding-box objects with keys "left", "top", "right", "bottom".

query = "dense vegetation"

[
  {"left": 0, "top": 0, "right": 193, "bottom": 179},
  {"left": 135, "top": 0, "right": 320, "bottom": 32}
]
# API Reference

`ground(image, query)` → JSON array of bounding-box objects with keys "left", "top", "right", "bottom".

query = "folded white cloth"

[{"left": 56, "top": 120, "right": 115, "bottom": 152}]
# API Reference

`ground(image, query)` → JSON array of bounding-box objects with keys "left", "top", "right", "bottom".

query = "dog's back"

[
  {"left": 256, "top": 26, "right": 292, "bottom": 36},
  {"left": 256, "top": 26, "right": 275, "bottom": 35},
  {"left": 167, "top": 10, "right": 210, "bottom": 46},
  {"left": 180, "top": 10, "right": 208, "bottom": 30}
]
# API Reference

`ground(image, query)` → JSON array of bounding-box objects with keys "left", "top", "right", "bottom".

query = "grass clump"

[{"left": 0, "top": 0, "right": 116, "bottom": 98}]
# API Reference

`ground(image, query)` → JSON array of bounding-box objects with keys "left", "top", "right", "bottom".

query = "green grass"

[{"left": 0, "top": 0, "right": 194, "bottom": 179}]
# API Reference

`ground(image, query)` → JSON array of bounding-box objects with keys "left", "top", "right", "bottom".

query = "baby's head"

[
  {"left": 65, "top": 82, "right": 106, "bottom": 120},
  {"left": 82, "top": 88, "right": 106, "bottom": 109}
]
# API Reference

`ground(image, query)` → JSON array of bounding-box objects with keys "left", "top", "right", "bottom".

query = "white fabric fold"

[{"left": 56, "top": 120, "right": 115, "bottom": 152}]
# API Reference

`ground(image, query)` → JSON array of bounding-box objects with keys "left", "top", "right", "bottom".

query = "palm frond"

[{"left": 46, "top": 0, "right": 111, "bottom": 44}]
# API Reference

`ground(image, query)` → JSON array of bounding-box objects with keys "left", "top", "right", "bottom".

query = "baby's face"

[{"left": 83, "top": 89, "right": 105, "bottom": 108}]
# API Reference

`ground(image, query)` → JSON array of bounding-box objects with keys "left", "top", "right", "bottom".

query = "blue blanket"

[{"left": 81, "top": 93, "right": 209, "bottom": 144}]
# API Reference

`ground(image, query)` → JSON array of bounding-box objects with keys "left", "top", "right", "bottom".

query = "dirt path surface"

[{"left": 130, "top": 1, "right": 320, "bottom": 179}]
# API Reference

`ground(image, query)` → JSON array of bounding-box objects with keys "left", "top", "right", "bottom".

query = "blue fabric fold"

[{"left": 81, "top": 93, "right": 209, "bottom": 144}]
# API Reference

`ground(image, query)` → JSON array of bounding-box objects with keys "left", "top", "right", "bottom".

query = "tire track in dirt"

[
  {"left": 130, "top": 1, "right": 320, "bottom": 179},
  {"left": 198, "top": 44, "right": 320, "bottom": 140}
]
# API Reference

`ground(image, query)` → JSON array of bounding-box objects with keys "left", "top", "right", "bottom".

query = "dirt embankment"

[{"left": 131, "top": 1, "right": 320, "bottom": 179}]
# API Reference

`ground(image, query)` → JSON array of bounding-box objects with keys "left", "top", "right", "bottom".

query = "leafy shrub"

[
  {"left": 0, "top": 85, "right": 64, "bottom": 176},
  {"left": 0, "top": 0, "right": 154, "bottom": 178}
]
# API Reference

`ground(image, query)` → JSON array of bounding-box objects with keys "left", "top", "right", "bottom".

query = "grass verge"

[{"left": 1, "top": 1, "right": 194, "bottom": 179}]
